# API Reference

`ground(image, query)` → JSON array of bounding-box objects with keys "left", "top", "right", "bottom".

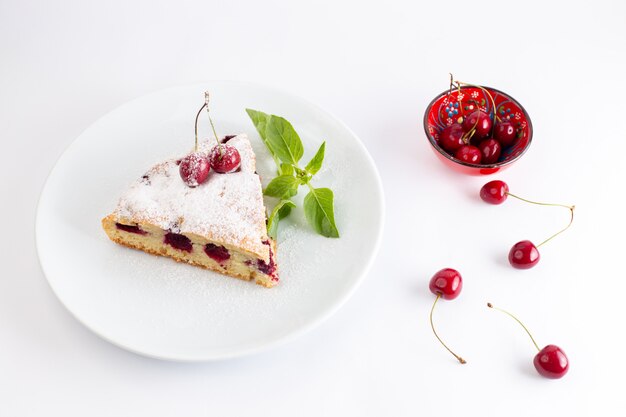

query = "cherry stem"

[
  {"left": 537, "top": 205, "right": 575, "bottom": 248},
  {"left": 463, "top": 125, "right": 477, "bottom": 144},
  {"left": 430, "top": 294, "right": 467, "bottom": 364},
  {"left": 203, "top": 92, "right": 221, "bottom": 147},
  {"left": 454, "top": 78, "right": 500, "bottom": 123},
  {"left": 487, "top": 302, "right": 540, "bottom": 352},
  {"left": 505, "top": 192, "right": 575, "bottom": 248},
  {"left": 505, "top": 192, "right": 573, "bottom": 210},
  {"left": 194, "top": 102, "right": 207, "bottom": 153}
]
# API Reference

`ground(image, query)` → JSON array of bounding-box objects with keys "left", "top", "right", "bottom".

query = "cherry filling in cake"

[
  {"left": 164, "top": 232, "right": 193, "bottom": 252},
  {"left": 115, "top": 223, "right": 147, "bottom": 235},
  {"left": 204, "top": 243, "right": 230, "bottom": 262},
  {"left": 110, "top": 220, "right": 278, "bottom": 285},
  {"left": 258, "top": 240, "right": 277, "bottom": 277},
  {"left": 102, "top": 134, "right": 280, "bottom": 287}
]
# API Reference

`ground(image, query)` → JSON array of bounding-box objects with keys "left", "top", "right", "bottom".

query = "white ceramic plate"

[{"left": 36, "top": 81, "right": 384, "bottom": 361}]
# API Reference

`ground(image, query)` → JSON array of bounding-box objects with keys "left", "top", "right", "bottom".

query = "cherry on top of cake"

[{"left": 112, "top": 134, "right": 270, "bottom": 261}]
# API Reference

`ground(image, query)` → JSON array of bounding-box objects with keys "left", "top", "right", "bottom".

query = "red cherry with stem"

[
  {"left": 209, "top": 144, "right": 241, "bottom": 173},
  {"left": 198, "top": 92, "right": 241, "bottom": 173},
  {"left": 480, "top": 181, "right": 576, "bottom": 269},
  {"left": 487, "top": 303, "right": 569, "bottom": 379},
  {"left": 534, "top": 345, "right": 570, "bottom": 379},
  {"left": 179, "top": 152, "right": 210, "bottom": 187},
  {"left": 454, "top": 145, "right": 482, "bottom": 164},
  {"left": 179, "top": 92, "right": 219, "bottom": 187},
  {"left": 462, "top": 110, "right": 492, "bottom": 139},
  {"left": 439, "top": 124, "right": 465, "bottom": 153},
  {"left": 509, "top": 240, "right": 540, "bottom": 269},
  {"left": 480, "top": 180, "right": 575, "bottom": 228},
  {"left": 480, "top": 180, "right": 509, "bottom": 204},
  {"left": 429, "top": 268, "right": 466, "bottom": 364},
  {"left": 448, "top": 75, "right": 499, "bottom": 143},
  {"left": 429, "top": 268, "right": 462, "bottom": 300},
  {"left": 478, "top": 138, "right": 502, "bottom": 164},
  {"left": 493, "top": 121, "right": 517, "bottom": 147}
]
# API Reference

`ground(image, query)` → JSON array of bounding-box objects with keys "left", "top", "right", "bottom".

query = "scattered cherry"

[
  {"left": 478, "top": 138, "right": 502, "bottom": 164},
  {"left": 179, "top": 152, "right": 210, "bottom": 187},
  {"left": 480, "top": 180, "right": 575, "bottom": 269},
  {"left": 439, "top": 124, "right": 465, "bottom": 153},
  {"left": 534, "top": 344, "right": 570, "bottom": 379},
  {"left": 429, "top": 268, "right": 463, "bottom": 300},
  {"left": 209, "top": 144, "right": 241, "bottom": 173},
  {"left": 454, "top": 145, "right": 482, "bottom": 164},
  {"left": 480, "top": 180, "right": 509, "bottom": 204},
  {"left": 493, "top": 121, "right": 517, "bottom": 147},
  {"left": 462, "top": 110, "right": 492, "bottom": 139},
  {"left": 488, "top": 303, "right": 569, "bottom": 379},
  {"left": 429, "top": 268, "right": 465, "bottom": 364},
  {"left": 509, "top": 240, "right": 540, "bottom": 269}
]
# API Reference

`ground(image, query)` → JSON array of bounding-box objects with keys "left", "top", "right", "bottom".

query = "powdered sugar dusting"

[{"left": 112, "top": 134, "right": 269, "bottom": 259}]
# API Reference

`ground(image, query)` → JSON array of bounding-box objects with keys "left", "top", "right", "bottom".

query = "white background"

[{"left": 1, "top": 0, "right": 625, "bottom": 415}]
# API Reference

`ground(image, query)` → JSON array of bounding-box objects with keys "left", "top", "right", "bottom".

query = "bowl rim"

[{"left": 423, "top": 85, "right": 533, "bottom": 169}]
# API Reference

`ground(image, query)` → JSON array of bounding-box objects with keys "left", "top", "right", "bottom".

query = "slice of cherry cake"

[{"left": 101, "top": 134, "right": 279, "bottom": 287}]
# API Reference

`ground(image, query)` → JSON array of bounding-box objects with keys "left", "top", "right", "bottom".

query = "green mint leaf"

[
  {"left": 265, "top": 115, "right": 304, "bottom": 165},
  {"left": 245, "top": 108, "right": 270, "bottom": 141},
  {"left": 264, "top": 175, "right": 300, "bottom": 199},
  {"left": 267, "top": 200, "right": 296, "bottom": 239},
  {"left": 303, "top": 187, "right": 339, "bottom": 238},
  {"left": 279, "top": 163, "right": 294, "bottom": 176},
  {"left": 246, "top": 109, "right": 279, "bottom": 161},
  {"left": 305, "top": 141, "right": 325, "bottom": 175}
]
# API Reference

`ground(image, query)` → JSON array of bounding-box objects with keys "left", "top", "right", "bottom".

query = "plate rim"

[{"left": 35, "top": 80, "right": 386, "bottom": 361}]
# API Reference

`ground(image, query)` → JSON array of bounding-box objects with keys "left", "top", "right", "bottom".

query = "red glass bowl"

[{"left": 423, "top": 85, "right": 533, "bottom": 175}]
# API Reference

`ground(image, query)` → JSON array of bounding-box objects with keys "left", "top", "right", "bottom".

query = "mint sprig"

[
  {"left": 267, "top": 200, "right": 296, "bottom": 239},
  {"left": 246, "top": 109, "right": 340, "bottom": 239}
]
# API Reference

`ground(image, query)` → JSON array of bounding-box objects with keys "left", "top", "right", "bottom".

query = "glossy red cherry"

[
  {"left": 179, "top": 152, "right": 210, "bottom": 187},
  {"left": 480, "top": 180, "right": 509, "bottom": 204},
  {"left": 429, "top": 268, "right": 465, "bottom": 364},
  {"left": 429, "top": 268, "right": 462, "bottom": 300},
  {"left": 439, "top": 124, "right": 465, "bottom": 153},
  {"left": 488, "top": 303, "right": 569, "bottom": 379},
  {"left": 462, "top": 110, "right": 492, "bottom": 139},
  {"left": 209, "top": 144, "right": 241, "bottom": 173},
  {"left": 509, "top": 240, "right": 540, "bottom": 269},
  {"left": 480, "top": 183, "right": 575, "bottom": 269},
  {"left": 454, "top": 145, "right": 482, "bottom": 164},
  {"left": 534, "top": 345, "right": 569, "bottom": 379},
  {"left": 478, "top": 139, "right": 502, "bottom": 164},
  {"left": 493, "top": 121, "right": 517, "bottom": 147}
]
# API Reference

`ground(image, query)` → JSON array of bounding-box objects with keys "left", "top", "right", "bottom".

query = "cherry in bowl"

[{"left": 424, "top": 81, "right": 533, "bottom": 175}]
